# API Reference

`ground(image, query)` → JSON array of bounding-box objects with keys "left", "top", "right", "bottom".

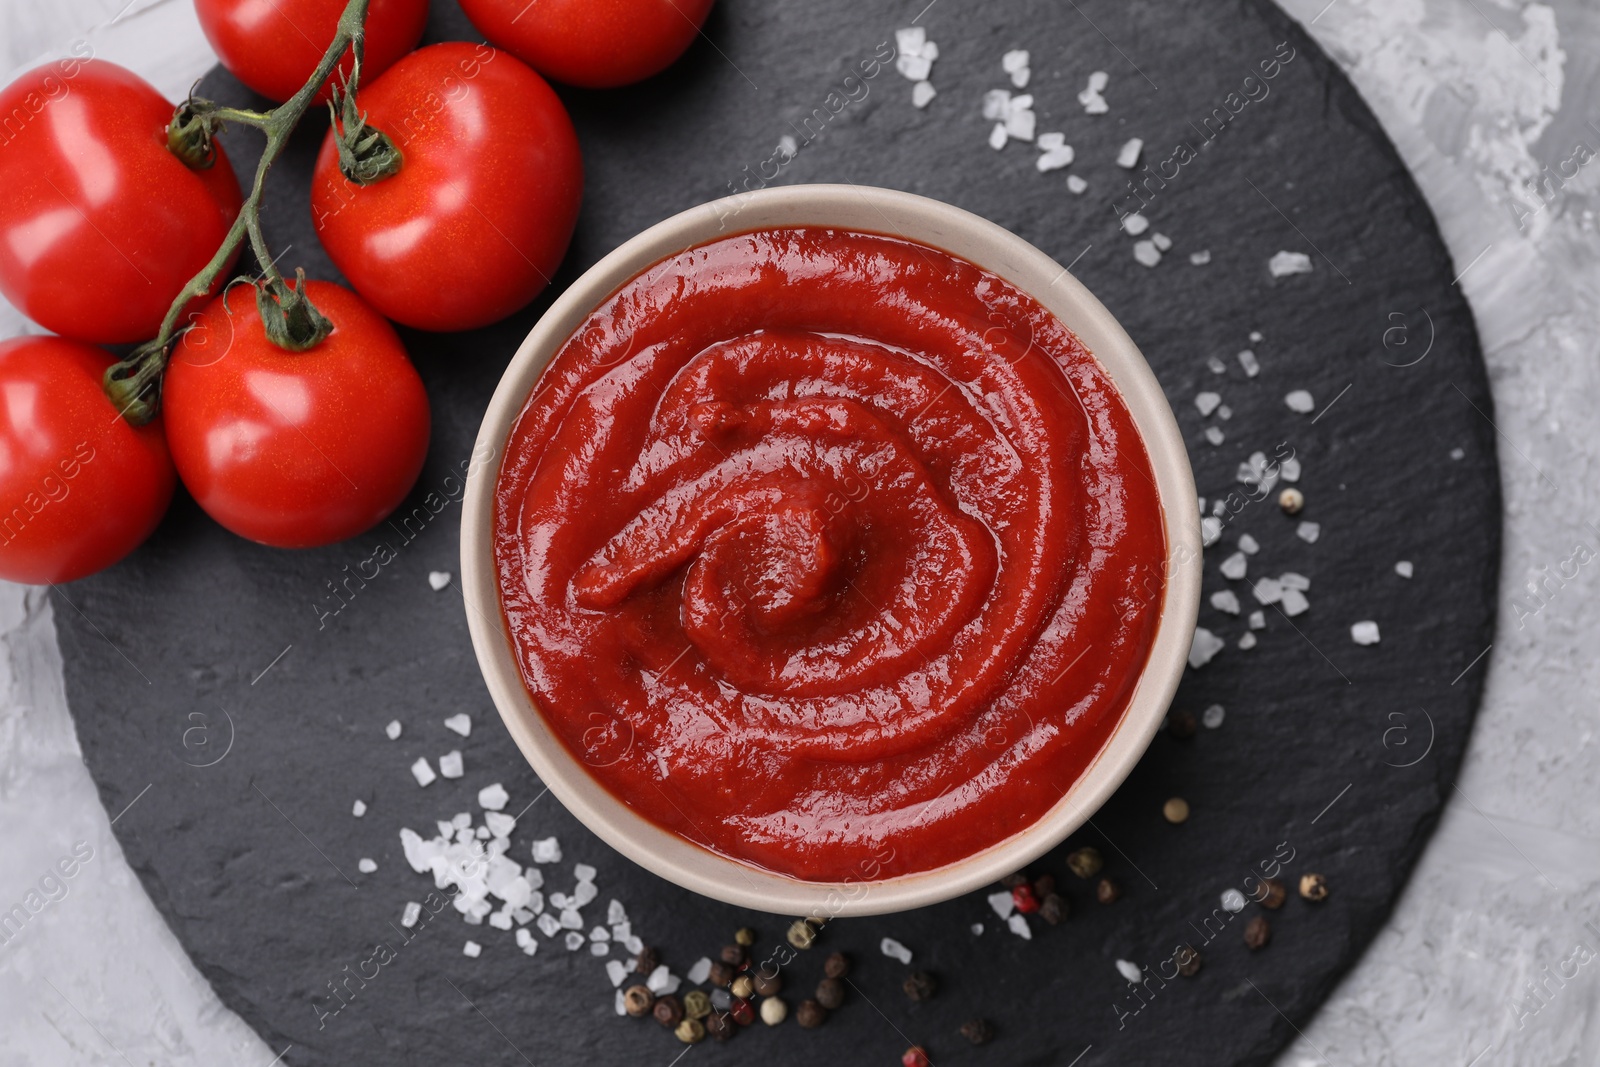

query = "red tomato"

[
  {"left": 0, "top": 59, "right": 242, "bottom": 344},
  {"left": 163, "top": 280, "right": 431, "bottom": 548},
  {"left": 0, "top": 338, "right": 176, "bottom": 584},
  {"left": 456, "top": 0, "right": 714, "bottom": 88},
  {"left": 310, "top": 43, "right": 582, "bottom": 331},
  {"left": 194, "top": 0, "right": 430, "bottom": 104}
]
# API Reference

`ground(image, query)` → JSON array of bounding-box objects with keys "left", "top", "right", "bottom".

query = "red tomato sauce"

[{"left": 493, "top": 227, "right": 1166, "bottom": 881}]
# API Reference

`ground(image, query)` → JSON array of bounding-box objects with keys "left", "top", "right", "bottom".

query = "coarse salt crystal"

[
  {"left": 1037, "top": 145, "right": 1074, "bottom": 171},
  {"left": 606, "top": 959, "right": 629, "bottom": 987},
  {"left": 1208, "top": 355, "right": 1227, "bottom": 374},
  {"left": 1211, "top": 590, "right": 1241, "bottom": 615},
  {"left": 895, "top": 26, "right": 926, "bottom": 56},
  {"left": 988, "top": 123, "right": 1008, "bottom": 150},
  {"left": 410, "top": 758, "right": 437, "bottom": 787},
  {"left": 1202, "top": 704, "right": 1226, "bottom": 728},
  {"left": 1249, "top": 330, "right": 1264, "bottom": 342},
  {"left": 881, "top": 937, "right": 914, "bottom": 964},
  {"left": 1395, "top": 560, "right": 1414, "bottom": 578},
  {"left": 1220, "top": 888, "right": 1247, "bottom": 913},
  {"left": 574, "top": 863, "right": 597, "bottom": 884},
  {"left": 1201, "top": 517, "right": 1222, "bottom": 546},
  {"left": 1280, "top": 457, "right": 1302, "bottom": 482},
  {"left": 1281, "top": 588, "right": 1310, "bottom": 616},
  {"left": 1004, "top": 108, "right": 1036, "bottom": 142},
  {"left": 438, "top": 750, "right": 464, "bottom": 778},
  {"left": 519, "top": 927, "right": 537, "bottom": 949},
  {"left": 489, "top": 910, "right": 513, "bottom": 931},
  {"left": 1252, "top": 577, "right": 1284, "bottom": 605},
  {"left": 1122, "top": 213, "right": 1150, "bottom": 236},
  {"left": 532, "top": 837, "right": 562, "bottom": 863},
  {"left": 1116, "top": 959, "right": 1142, "bottom": 983},
  {"left": 1351, "top": 620, "right": 1381, "bottom": 645},
  {"left": 971, "top": 923, "right": 985, "bottom": 935},
  {"left": 463, "top": 940, "right": 482, "bottom": 958},
  {"left": 1285, "top": 389, "right": 1315, "bottom": 414},
  {"left": 1237, "top": 349, "right": 1259, "bottom": 376},
  {"left": 428, "top": 571, "right": 451, "bottom": 591},
  {"left": 987, "top": 890, "right": 1016, "bottom": 920},
  {"left": 687, "top": 957, "right": 712, "bottom": 984},
  {"left": 895, "top": 53, "right": 932, "bottom": 81},
  {"left": 478, "top": 783, "right": 509, "bottom": 811},
  {"left": 352, "top": 799, "right": 367, "bottom": 817},
  {"left": 1217, "top": 405, "right": 1231, "bottom": 420},
  {"left": 1002, "top": 49, "right": 1029, "bottom": 73},
  {"left": 1238, "top": 534, "right": 1260, "bottom": 555},
  {"left": 452, "top": 812, "right": 472, "bottom": 829},
  {"left": 1116, "top": 138, "right": 1143, "bottom": 168},
  {"left": 911, "top": 81, "right": 936, "bottom": 108},
  {"left": 1008, "top": 913, "right": 1032, "bottom": 939},
  {"left": 1066, "top": 174, "right": 1088, "bottom": 194},
  {"left": 1188, "top": 627, "right": 1225, "bottom": 669},
  {"left": 560, "top": 908, "right": 583, "bottom": 930},
  {"left": 1151, "top": 232, "right": 1172, "bottom": 252},
  {"left": 647, "top": 964, "right": 678, "bottom": 994},
  {"left": 1133, "top": 240, "right": 1161, "bottom": 268},
  {"left": 1038, "top": 131, "right": 1065, "bottom": 151},
  {"left": 1205, "top": 426, "right": 1225, "bottom": 446},
  {"left": 1451, "top": 447, "right": 1465, "bottom": 460},
  {"left": 1249, "top": 611, "right": 1266, "bottom": 630},
  {"left": 401, "top": 901, "right": 422, "bottom": 928},
  {"left": 607, "top": 900, "right": 627, "bottom": 925},
  {"left": 484, "top": 812, "right": 516, "bottom": 839},
  {"left": 1297, "top": 521, "right": 1321, "bottom": 543},
  {"left": 982, "top": 89, "right": 1012, "bottom": 121},
  {"left": 358, "top": 858, "right": 377, "bottom": 874},
  {"left": 1194, "top": 391, "right": 1221, "bottom": 416},
  {"left": 385, "top": 720, "right": 402, "bottom": 740},
  {"left": 590, "top": 941, "right": 610, "bottom": 957},
  {"left": 444, "top": 713, "right": 471, "bottom": 737},
  {"left": 536, "top": 913, "right": 561, "bottom": 937},
  {"left": 565, "top": 931, "right": 585, "bottom": 951},
  {"left": 573, "top": 881, "right": 598, "bottom": 908},
  {"left": 1238, "top": 632, "right": 1258, "bottom": 650},
  {"left": 1220, "top": 552, "right": 1248, "bottom": 580},
  {"left": 711, "top": 988, "right": 732, "bottom": 1012},
  {"left": 1269, "top": 250, "right": 1313, "bottom": 277},
  {"left": 1279, "top": 572, "right": 1310, "bottom": 591},
  {"left": 1190, "top": 250, "right": 1211, "bottom": 265}
]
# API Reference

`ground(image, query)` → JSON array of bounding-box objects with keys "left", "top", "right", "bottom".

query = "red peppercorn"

[
  {"left": 902, "top": 1046, "right": 931, "bottom": 1067},
  {"left": 1012, "top": 882, "right": 1041, "bottom": 914},
  {"left": 730, "top": 997, "right": 756, "bottom": 1026}
]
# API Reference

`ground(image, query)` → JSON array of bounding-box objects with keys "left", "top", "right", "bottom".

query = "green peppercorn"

[
  {"left": 815, "top": 976, "right": 846, "bottom": 1010},
  {"left": 796, "top": 998, "right": 828, "bottom": 1028},
  {"left": 960, "top": 1017, "right": 996, "bottom": 1045},
  {"left": 902, "top": 971, "right": 937, "bottom": 1002},
  {"left": 623, "top": 984, "right": 654, "bottom": 1017},
  {"left": 823, "top": 950, "right": 851, "bottom": 979},
  {"left": 653, "top": 994, "right": 684, "bottom": 1028},
  {"left": 1067, "top": 846, "right": 1104, "bottom": 879},
  {"left": 674, "top": 1018, "right": 706, "bottom": 1044},
  {"left": 682, "top": 989, "right": 711, "bottom": 1020},
  {"left": 735, "top": 926, "right": 757, "bottom": 947}
]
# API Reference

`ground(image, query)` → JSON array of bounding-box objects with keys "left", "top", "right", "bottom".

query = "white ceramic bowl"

[{"left": 461, "top": 184, "right": 1201, "bottom": 917}]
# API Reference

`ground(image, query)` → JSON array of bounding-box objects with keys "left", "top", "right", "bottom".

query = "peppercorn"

[
  {"left": 787, "top": 919, "right": 817, "bottom": 949},
  {"left": 1244, "top": 915, "right": 1271, "bottom": 949},
  {"left": 752, "top": 968, "right": 783, "bottom": 996},
  {"left": 653, "top": 994, "right": 684, "bottom": 1028},
  {"left": 1000, "top": 871, "right": 1029, "bottom": 889},
  {"left": 902, "top": 1047, "right": 931, "bottom": 1067},
  {"left": 1033, "top": 873, "right": 1057, "bottom": 897},
  {"left": 760, "top": 996, "right": 788, "bottom": 1026},
  {"left": 1299, "top": 872, "right": 1329, "bottom": 901},
  {"left": 1039, "top": 892, "right": 1069, "bottom": 925},
  {"left": 1279, "top": 487, "right": 1304, "bottom": 515},
  {"left": 815, "top": 976, "right": 846, "bottom": 1010},
  {"left": 902, "top": 971, "right": 938, "bottom": 1002},
  {"left": 1167, "top": 708, "right": 1198, "bottom": 739},
  {"left": 705, "top": 1011, "right": 736, "bottom": 1041},
  {"left": 708, "top": 960, "right": 734, "bottom": 988},
  {"left": 1175, "top": 944, "right": 1202, "bottom": 977},
  {"left": 730, "top": 996, "right": 756, "bottom": 1026},
  {"left": 1163, "top": 797, "right": 1191, "bottom": 824},
  {"left": 796, "top": 998, "right": 828, "bottom": 1028},
  {"left": 735, "top": 926, "right": 757, "bottom": 947},
  {"left": 1067, "top": 846, "right": 1104, "bottom": 879},
  {"left": 720, "top": 943, "right": 746, "bottom": 967},
  {"left": 727, "top": 974, "right": 753, "bottom": 1000},
  {"left": 1257, "top": 878, "right": 1287, "bottom": 909},
  {"left": 674, "top": 1018, "right": 706, "bottom": 1044},
  {"left": 683, "top": 989, "right": 712, "bottom": 1020},
  {"left": 1096, "top": 876, "right": 1121, "bottom": 904},
  {"left": 823, "top": 951, "right": 851, "bottom": 979},
  {"left": 960, "top": 1018, "right": 996, "bottom": 1045},
  {"left": 623, "top": 984, "right": 655, "bottom": 1017},
  {"left": 1011, "top": 882, "right": 1041, "bottom": 914},
  {"left": 634, "top": 945, "right": 659, "bottom": 974}
]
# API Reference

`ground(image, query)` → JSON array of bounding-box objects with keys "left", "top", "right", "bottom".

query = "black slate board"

[{"left": 55, "top": 1, "right": 1501, "bottom": 1064}]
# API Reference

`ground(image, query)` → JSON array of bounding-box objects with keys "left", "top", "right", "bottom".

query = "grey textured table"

[{"left": 1, "top": 1, "right": 1595, "bottom": 1065}]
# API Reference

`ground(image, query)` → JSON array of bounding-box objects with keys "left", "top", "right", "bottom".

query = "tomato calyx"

[
  {"left": 256, "top": 270, "right": 335, "bottom": 351},
  {"left": 328, "top": 61, "right": 402, "bottom": 185},
  {"left": 167, "top": 97, "right": 227, "bottom": 170}
]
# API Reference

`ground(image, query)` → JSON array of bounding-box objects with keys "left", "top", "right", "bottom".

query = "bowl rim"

[{"left": 460, "top": 184, "right": 1201, "bottom": 917}]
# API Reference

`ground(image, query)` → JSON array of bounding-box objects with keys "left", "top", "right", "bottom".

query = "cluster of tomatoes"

[{"left": 0, "top": 0, "right": 713, "bottom": 584}]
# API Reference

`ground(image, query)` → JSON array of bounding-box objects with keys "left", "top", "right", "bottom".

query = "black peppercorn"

[
  {"left": 1244, "top": 915, "right": 1271, "bottom": 950},
  {"left": 623, "top": 984, "right": 654, "bottom": 1017},
  {"left": 1257, "top": 878, "right": 1287, "bottom": 910},
  {"left": 823, "top": 951, "right": 851, "bottom": 979},
  {"left": 1176, "top": 944, "right": 1201, "bottom": 977},
  {"left": 902, "top": 971, "right": 937, "bottom": 1002},
  {"left": 720, "top": 943, "right": 746, "bottom": 967},
  {"left": 1033, "top": 873, "right": 1057, "bottom": 897},
  {"left": 1096, "top": 876, "right": 1121, "bottom": 904},
  {"left": 815, "top": 976, "right": 846, "bottom": 1010},
  {"left": 1039, "top": 892, "right": 1069, "bottom": 925},
  {"left": 634, "top": 946, "right": 659, "bottom": 974},
  {"left": 1067, "top": 847, "right": 1104, "bottom": 879},
  {"left": 752, "top": 968, "right": 782, "bottom": 996},
  {"left": 796, "top": 998, "right": 828, "bottom": 1028},
  {"left": 705, "top": 1011, "right": 736, "bottom": 1041},
  {"left": 708, "top": 960, "right": 735, "bottom": 988},
  {"left": 1168, "top": 708, "right": 1197, "bottom": 739},
  {"left": 653, "top": 994, "right": 684, "bottom": 1028},
  {"left": 960, "top": 1018, "right": 996, "bottom": 1045}
]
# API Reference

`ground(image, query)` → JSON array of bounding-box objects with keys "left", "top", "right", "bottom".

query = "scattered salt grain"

[
  {"left": 536, "top": 913, "right": 561, "bottom": 937},
  {"left": 1249, "top": 611, "right": 1266, "bottom": 630},
  {"left": 428, "top": 570, "right": 451, "bottom": 591},
  {"left": 895, "top": 53, "right": 932, "bottom": 81},
  {"left": 1297, "top": 521, "right": 1321, "bottom": 544},
  {"left": 1204, "top": 426, "right": 1225, "bottom": 446},
  {"left": 613, "top": 988, "right": 626, "bottom": 1015},
  {"left": 1188, "top": 627, "right": 1225, "bottom": 669},
  {"left": 358, "top": 858, "right": 377, "bottom": 874},
  {"left": 1201, "top": 517, "right": 1222, "bottom": 547},
  {"left": 1279, "top": 572, "right": 1310, "bottom": 591},
  {"left": 607, "top": 900, "right": 627, "bottom": 925},
  {"left": 438, "top": 750, "right": 464, "bottom": 778},
  {"left": 1036, "top": 141, "right": 1074, "bottom": 171},
  {"left": 1211, "top": 590, "right": 1241, "bottom": 615},
  {"left": 1237, "top": 452, "right": 1280, "bottom": 493},
  {"left": 531, "top": 837, "right": 562, "bottom": 864},
  {"left": 647, "top": 964, "right": 680, "bottom": 995},
  {"left": 1269, "top": 250, "right": 1313, "bottom": 277},
  {"left": 463, "top": 940, "right": 482, "bottom": 958},
  {"left": 687, "top": 957, "right": 713, "bottom": 984},
  {"left": 1116, "top": 959, "right": 1143, "bottom": 983},
  {"left": 575, "top": 863, "right": 597, "bottom": 884},
  {"left": 489, "top": 911, "right": 513, "bottom": 930},
  {"left": 1008, "top": 913, "right": 1033, "bottom": 940},
  {"left": 573, "top": 881, "right": 598, "bottom": 908},
  {"left": 1237, "top": 349, "right": 1259, "bottom": 376},
  {"left": 1238, "top": 632, "right": 1258, "bottom": 650},
  {"left": 444, "top": 713, "right": 472, "bottom": 737},
  {"left": 560, "top": 908, "right": 583, "bottom": 930},
  {"left": 1078, "top": 70, "right": 1110, "bottom": 114},
  {"left": 1133, "top": 240, "right": 1161, "bottom": 268},
  {"left": 911, "top": 81, "right": 936, "bottom": 108},
  {"left": 484, "top": 812, "right": 516, "bottom": 838},
  {"left": 1279, "top": 457, "right": 1302, "bottom": 482},
  {"left": 987, "top": 890, "right": 1017, "bottom": 920},
  {"left": 1285, "top": 390, "right": 1315, "bottom": 414},
  {"left": 895, "top": 26, "right": 926, "bottom": 55},
  {"left": 1194, "top": 391, "right": 1221, "bottom": 416},
  {"left": 410, "top": 758, "right": 437, "bottom": 787},
  {"left": 1116, "top": 138, "right": 1144, "bottom": 169},
  {"left": 590, "top": 941, "right": 610, "bottom": 957},
  {"left": 478, "top": 783, "right": 509, "bottom": 811},
  {"left": 1220, "top": 888, "right": 1247, "bottom": 913},
  {"left": 352, "top": 799, "right": 367, "bottom": 818},
  {"left": 1351, "top": 620, "right": 1381, "bottom": 646},
  {"left": 1190, "top": 250, "right": 1212, "bottom": 265},
  {"left": 1152, "top": 233, "right": 1172, "bottom": 252},
  {"left": 1252, "top": 577, "right": 1284, "bottom": 605},
  {"left": 971, "top": 923, "right": 985, "bottom": 936},
  {"left": 881, "top": 937, "right": 914, "bottom": 965},
  {"left": 1207, "top": 355, "right": 1227, "bottom": 374},
  {"left": 1002, "top": 49, "right": 1031, "bottom": 88},
  {"left": 565, "top": 931, "right": 585, "bottom": 951},
  {"left": 1066, "top": 174, "right": 1088, "bottom": 194},
  {"left": 1395, "top": 560, "right": 1414, "bottom": 578},
  {"left": 1249, "top": 331, "right": 1264, "bottom": 343},
  {"left": 988, "top": 123, "right": 1008, "bottom": 150},
  {"left": 385, "top": 720, "right": 403, "bottom": 740},
  {"left": 1238, "top": 534, "right": 1260, "bottom": 555},
  {"left": 401, "top": 901, "right": 422, "bottom": 928},
  {"left": 1216, "top": 405, "right": 1232, "bottom": 420},
  {"left": 1220, "top": 552, "right": 1248, "bottom": 580},
  {"left": 1202, "top": 704, "right": 1226, "bottom": 729},
  {"left": 1450, "top": 447, "right": 1465, "bottom": 460},
  {"left": 1280, "top": 588, "right": 1310, "bottom": 616},
  {"left": 452, "top": 812, "right": 472, "bottom": 829},
  {"left": 1122, "top": 213, "right": 1150, "bottom": 236},
  {"left": 606, "top": 958, "right": 628, "bottom": 987},
  {"left": 711, "top": 988, "right": 732, "bottom": 1012}
]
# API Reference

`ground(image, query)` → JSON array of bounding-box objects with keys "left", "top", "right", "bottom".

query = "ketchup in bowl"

[{"left": 493, "top": 227, "right": 1166, "bottom": 882}]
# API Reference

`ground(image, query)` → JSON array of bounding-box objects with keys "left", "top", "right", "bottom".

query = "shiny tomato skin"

[
  {"left": 456, "top": 0, "right": 714, "bottom": 89},
  {"left": 163, "top": 281, "right": 431, "bottom": 548},
  {"left": 194, "top": 0, "right": 430, "bottom": 104},
  {"left": 0, "top": 60, "right": 243, "bottom": 344},
  {"left": 0, "top": 338, "right": 176, "bottom": 584},
  {"left": 310, "top": 43, "right": 583, "bottom": 331}
]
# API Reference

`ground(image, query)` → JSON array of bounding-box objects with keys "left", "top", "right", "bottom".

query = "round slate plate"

[{"left": 55, "top": 1, "right": 1500, "bottom": 1064}]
